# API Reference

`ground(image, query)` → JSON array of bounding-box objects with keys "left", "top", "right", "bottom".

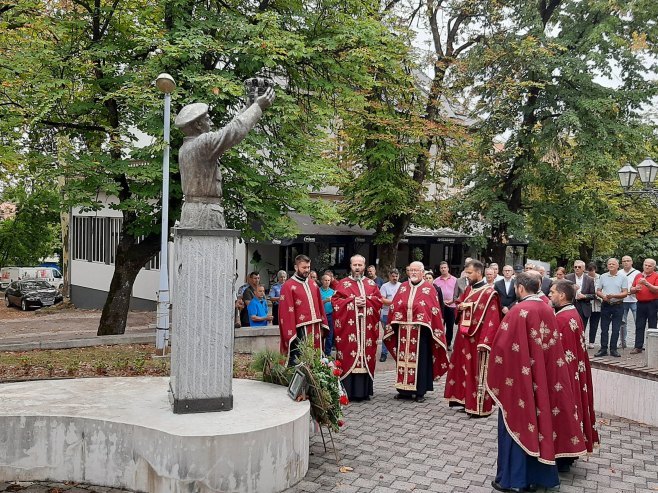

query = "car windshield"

[{"left": 21, "top": 281, "right": 52, "bottom": 290}]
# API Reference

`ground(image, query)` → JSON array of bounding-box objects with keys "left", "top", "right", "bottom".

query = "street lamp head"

[
  {"left": 637, "top": 157, "right": 658, "bottom": 186},
  {"left": 155, "top": 73, "right": 176, "bottom": 94},
  {"left": 618, "top": 164, "right": 638, "bottom": 190}
]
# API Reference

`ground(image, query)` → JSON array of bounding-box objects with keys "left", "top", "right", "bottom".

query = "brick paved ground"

[
  {"left": 2, "top": 315, "right": 656, "bottom": 493},
  {"left": 4, "top": 370, "right": 657, "bottom": 493}
]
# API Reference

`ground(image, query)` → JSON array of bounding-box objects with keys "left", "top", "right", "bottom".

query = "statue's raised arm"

[{"left": 174, "top": 79, "right": 275, "bottom": 229}]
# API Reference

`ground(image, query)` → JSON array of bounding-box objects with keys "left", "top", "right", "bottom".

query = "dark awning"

[{"left": 250, "top": 213, "right": 471, "bottom": 245}]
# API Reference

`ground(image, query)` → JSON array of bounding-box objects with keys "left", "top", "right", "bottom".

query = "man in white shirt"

[
  {"left": 489, "top": 262, "right": 504, "bottom": 283},
  {"left": 566, "top": 260, "right": 596, "bottom": 328},
  {"left": 379, "top": 269, "right": 401, "bottom": 362},
  {"left": 620, "top": 255, "right": 640, "bottom": 349}
]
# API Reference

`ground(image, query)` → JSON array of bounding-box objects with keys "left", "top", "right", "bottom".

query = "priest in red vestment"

[
  {"left": 383, "top": 261, "right": 449, "bottom": 402},
  {"left": 278, "top": 254, "right": 328, "bottom": 365},
  {"left": 444, "top": 259, "right": 502, "bottom": 417},
  {"left": 549, "top": 280, "right": 600, "bottom": 472},
  {"left": 331, "top": 254, "right": 383, "bottom": 401},
  {"left": 487, "top": 272, "right": 587, "bottom": 492}
]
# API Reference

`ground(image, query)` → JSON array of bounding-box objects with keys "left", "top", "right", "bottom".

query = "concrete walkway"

[
  {"left": 2, "top": 310, "right": 656, "bottom": 492},
  {"left": 2, "top": 370, "right": 658, "bottom": 493}
]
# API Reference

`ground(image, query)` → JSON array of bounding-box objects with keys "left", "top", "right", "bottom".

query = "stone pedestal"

[
  {"left": 646, "top": 329, "right": 658, "bottom": 369},
  {"left": 0, "top": 377, "right": 310, "bottom": 493},
  {"left": 170, "top": 228, "right": 239, "bottom": 413}
]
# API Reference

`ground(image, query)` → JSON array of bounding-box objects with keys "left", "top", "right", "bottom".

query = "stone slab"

[
  {"left": 591, "top": 367, "right": 658, "bottom": 426},
  {"left": 234, "top": 326, "right": 280, "bottom": 354},
  {"left": 0, "top": 377, "right": 310, "bottom": 493},
  {"left": 171, "top": 229, "right": 237, "bottom": 412}
]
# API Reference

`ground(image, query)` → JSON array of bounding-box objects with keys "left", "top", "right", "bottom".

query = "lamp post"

[
  {"left": 155, "top": 73, "right": 175, "bottom": 355},
  {"left": 618, "top": 157, "right": 658, "bottom": 207}
]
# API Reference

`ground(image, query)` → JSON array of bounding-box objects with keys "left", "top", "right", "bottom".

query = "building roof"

[{"left": 251, "top": 213, "right": 470, "bottom": 245}]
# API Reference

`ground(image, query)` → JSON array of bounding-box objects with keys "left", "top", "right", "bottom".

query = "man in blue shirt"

[
  {"left": 247, "top": 285, "right": 272, "bottom": 327},
  {"left": 268, "top": 270, "right": 287, "bottom": 324},
  {"left": 594, "top": 258, "right": 628, "bottom": 357}
]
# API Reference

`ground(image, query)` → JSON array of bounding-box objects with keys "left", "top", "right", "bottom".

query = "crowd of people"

[{"left": 231, "top": 252, "right": 654, "bottom": 491}]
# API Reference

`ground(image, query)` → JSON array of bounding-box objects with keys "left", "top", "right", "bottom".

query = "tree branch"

[
  {"left": 98, "top": 0, "right": 122, "bottom": 40},
  {"left": 40, "top": 120, "right": 107, "bottom": 133},
  {"left": 383, "top": 0, "right": 404, "bottom": 12},
  {"left": 428, "top": 2, "right": 445, "bottom": 59},
  {"left": 452, "top": 34, "right": 484, "bottom": 57},
  {"left": 447, "top": 12, "right": 470, "bottom": 55},
  {"left": 540, "top": 0, "right": 561, "bottom": 27},
  {"left": 70, "top": 0, "right": 93, "bottom": 15}
]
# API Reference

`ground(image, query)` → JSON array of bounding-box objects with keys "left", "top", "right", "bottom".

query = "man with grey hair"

[
  {"left": 268, "top": 270, "right": 287, "bottom": 324},
  {"left": 489, "top": 262, "right": 504, "bottom": 283},
  {"left": 620, "top": 255, "right": 640, "bottom": 349},
  {"left": 629, "top": 258, "right": 658, "bottom": 354},
  {"left": 594, "top": 258, "right": 628, "bottom": 357},
  {"left": 174, "top": 86, "right": 275, "bottom": 229},
  {"left": 383, "top": 261, "right": 449, "bottom": 402},
  {"left": 566, "top": 260, "right": 596, "bottom": 328}
]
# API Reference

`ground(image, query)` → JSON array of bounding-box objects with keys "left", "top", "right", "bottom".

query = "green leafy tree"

[
  {"left": 450, "top": 0, "right": 658, "bottom": 265},
  {"left": 336, "top": 0, "right": 488, "bottom": 274},
  {"left": 0, "top": 0, "right": 397, "bottom": 334},
  {"left": 0, "top": 175, "right": 60, "bottom": 269}
]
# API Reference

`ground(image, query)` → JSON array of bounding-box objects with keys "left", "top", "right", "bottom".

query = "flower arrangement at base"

[{"left": 251, "top": 338, "right": 346, "bottom": 432}]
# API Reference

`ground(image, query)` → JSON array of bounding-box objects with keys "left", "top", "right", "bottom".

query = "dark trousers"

[
  {"left": 600, "top": 303, "right": 624, "bottom": 351},
  {"left": 443, "top": 306, "right": 455, "bottom": 347},
  {"left": 495, "top": 411, "right": 559, "bottom": 489},
  {"left": 634, "top": 300, "right": 658, "bottom": 349},
  {"left": 324, "top": 312, "right": 334, "bottom": 356},
  {"left": 588, "top": 311, "right": 601, "bottom": 344},
  {"left": 575, "top": 301, "right": 590, "bottom": 330}
]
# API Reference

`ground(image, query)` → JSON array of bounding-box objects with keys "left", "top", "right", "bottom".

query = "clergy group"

[{"left": 277, "top": 255, "right": 599, "bottom": 492}]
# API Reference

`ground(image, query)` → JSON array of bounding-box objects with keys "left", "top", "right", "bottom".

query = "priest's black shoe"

[
  {"left": 593, "top": 349, "right": 608, "bottom": 357},
  {"left": 490, "top": 480, "right": 522, "bottom": 492},
  {"left": 610, "top": 350, "right": 621, "bottom": 357},
  {"left": 524, "top": 485, "right": 537, "bottom": 492}
]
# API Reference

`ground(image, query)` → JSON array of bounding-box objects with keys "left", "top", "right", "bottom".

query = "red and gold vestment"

[
  {"left": 555, "top": 304, "right": 600, "bottom": 452},
  {"left": 486, "top": 296, "right": 588, "bottom": 464},
  {"left": 332, "top": 277, "right": 383, "bottom": 381},
  {"left": 383, "top": 279, "right": 449, "bottom": 392},
  {"left": 278, "top": 275, "right": 328, "bottom": 360},
  {"left": 444, "top": 282, "right": 502, "bottom": 415}
]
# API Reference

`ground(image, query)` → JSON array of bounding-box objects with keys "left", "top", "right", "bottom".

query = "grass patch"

[{"left": 0, "top": 345, "right": 256, "bottom": 382}]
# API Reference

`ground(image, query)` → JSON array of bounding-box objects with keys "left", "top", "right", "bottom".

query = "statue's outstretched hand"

[{"left": 256, "top": 87, "right": 275, "bottom": 110}]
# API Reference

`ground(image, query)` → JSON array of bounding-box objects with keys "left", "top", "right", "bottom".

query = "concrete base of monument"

[{"left": 0, "top": 377, "right": 310, "bottom": 493}]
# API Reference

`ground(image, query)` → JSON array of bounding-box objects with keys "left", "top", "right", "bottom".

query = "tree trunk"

[
  {"left": 375, "top": 216, "right": 410, "bottom": 278},
  {"left": 484, "top": 237, "right": 507, "bottom": 267},
  {"left": 97, "top": 232, "right": 159, "bottom": 336},
  {"left": 377, "top": 242, "right": 399, "bottom": 279},
  {"left": 578, "top": 243, "right": 594, "bottom": 263}
]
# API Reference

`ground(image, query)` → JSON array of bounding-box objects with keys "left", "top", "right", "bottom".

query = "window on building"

[{"left": 71, "top": 216, "right": 159, "bottom": 269}]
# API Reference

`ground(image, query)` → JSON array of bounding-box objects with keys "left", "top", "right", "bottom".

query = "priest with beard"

[
  {"left": 487, "top": 272, "right": 587, "bottom": 493},
  {"left": 278, "top": 254, "right": 328, "bottom": 366},
  {"left": 549, "top": 279, "right": 600, "bottom": 473},
  {"left": 444, "top": 259, "right": 502, "bottom": 417},
  {"left": 331, "top": 255, "right": 383, "bottom": 401},
  {"left": 383, "top": 261, "right": 449, "bottom": 402}
]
